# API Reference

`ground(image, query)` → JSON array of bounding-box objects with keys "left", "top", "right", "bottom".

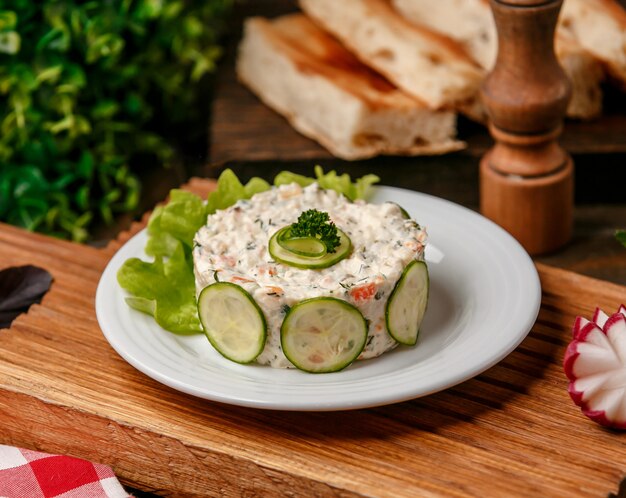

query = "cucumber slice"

[
  {"left": 269, "top": 228, "right": 352, "bottom": 269},
  {"left": 197, "top": 282, "right": 267, "bottom": 363},
  {"left": 276, "top": 227, "right": 327, "bottom": 258},
  {"left": 389, "top": 202, "right": 411, "bottom": 219},
  {"left": 281, "top": 297, "right": 367, "bottom": 373},
  {"left": 385, "top": 260, "right": 429, "bottom": 346}
]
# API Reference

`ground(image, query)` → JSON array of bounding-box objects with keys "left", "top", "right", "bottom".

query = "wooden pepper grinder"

[{"left": 480, "top": 0, "right": 573, "bottom": 255}]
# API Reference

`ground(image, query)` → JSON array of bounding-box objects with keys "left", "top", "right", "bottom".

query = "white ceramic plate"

[{"left": 96, "top": 186, "right": 541, "bottom": 411}]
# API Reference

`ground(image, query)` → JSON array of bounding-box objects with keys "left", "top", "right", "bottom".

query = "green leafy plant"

[{"left": 0, "top": 0, "right": 232, "bottom": 241}]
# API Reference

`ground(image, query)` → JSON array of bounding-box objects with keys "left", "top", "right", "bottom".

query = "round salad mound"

[{"left": 193, "top": 182, "right": 428, "bottom": 371}]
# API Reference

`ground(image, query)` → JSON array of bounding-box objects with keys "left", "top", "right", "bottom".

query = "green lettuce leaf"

[
  {"left": 158, "top": 190, "right": 207, "bottom": 249},
  {"left": 144, "top": 205, "right": 180, "bottom": 258},
  {"left": 118, "top": 167, "right": 379, "bottom": 335},
  {"left": 206, "top": 169, "right": 271, "bottom": 214},
  {"left": 118, "top": 168, "right": 271, "bottom": 335},
  {"left": 274, "top": 166, "right": 380, "bottom": 201},
  {"left": 273, "top": 171, "right": 316, "bottom": 189},
  {"left": 117, "top": 243, "right": 202, "bottom": 334},
  {"left": 313, "top": 165, "right": 380, "bottom": 200},
  {"left": 617, "top": 230, "right": 626, "bottom": 248}
]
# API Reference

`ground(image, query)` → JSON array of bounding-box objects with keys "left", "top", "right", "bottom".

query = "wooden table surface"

[
  {"left": 2, "top": 1, "right": 626, "bottom": 496},
  {"left": 1, "top": 178, "right": 626, "bottom": 498}
]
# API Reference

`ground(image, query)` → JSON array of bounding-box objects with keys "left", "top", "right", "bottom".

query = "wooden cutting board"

[{"left": 1, "top": 178, "right": 625, "bottom": 498}]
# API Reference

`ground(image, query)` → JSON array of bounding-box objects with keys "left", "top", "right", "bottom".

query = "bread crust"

[
  {"left": 299, "top": 0, "right": 483, "bottom": 109},
  {"left": 236, "top": 15, "right": 465, "bottom": 160},
  {"left": 560, "top": 0, "right": 626, "bottom": 89}
]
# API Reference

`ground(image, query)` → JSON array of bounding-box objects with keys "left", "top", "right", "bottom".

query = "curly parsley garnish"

[{"left": 290, "top": 209, "right": 341, "bottom": 253}]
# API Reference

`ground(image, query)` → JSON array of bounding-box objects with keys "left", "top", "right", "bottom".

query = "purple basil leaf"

[{"left": 0, "top": 265, "right": 53, "bottom": 328}]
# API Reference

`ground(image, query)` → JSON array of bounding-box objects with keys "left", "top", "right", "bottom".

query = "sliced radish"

[
  {"left": 564, "top": 305, "right": 626, "bottom": 429},
  {"left": 572, "top": 315, "right": 591, "bottom": 339},
  {"left": 591, "top": 307, "right": 609, "bottom": 329}
]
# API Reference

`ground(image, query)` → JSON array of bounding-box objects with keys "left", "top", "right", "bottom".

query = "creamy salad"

[{"left": 193, "top": 182, "right": 427, "bottom": 368}]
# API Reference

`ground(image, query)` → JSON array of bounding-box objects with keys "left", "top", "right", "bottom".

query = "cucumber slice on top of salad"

[
  {"left": 197, "top": 282, "right": 267, "bottom": 364},
  {"left": 276, "top": 227, "right": 327, "bottom": 258},
  {"left": 385, "top": 260, "right": 429, "bottom": 346},
  {"left": 269, "top": 227, "right": 352, "bottom": 269},
  {"left": 268, "top": 209, "right": 352, "bottom": 270},
  {"left": 281, "top": 297, "right": 368, "bottom": 373}
]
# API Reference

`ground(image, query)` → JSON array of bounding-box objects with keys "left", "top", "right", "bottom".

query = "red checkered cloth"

[{"left": 0, "top": 445, "right": 130, "bottom": 498}]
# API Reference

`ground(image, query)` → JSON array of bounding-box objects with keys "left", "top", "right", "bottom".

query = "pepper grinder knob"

[{"left": 480, "top": 0, "right": 573, "bottom": 255}]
